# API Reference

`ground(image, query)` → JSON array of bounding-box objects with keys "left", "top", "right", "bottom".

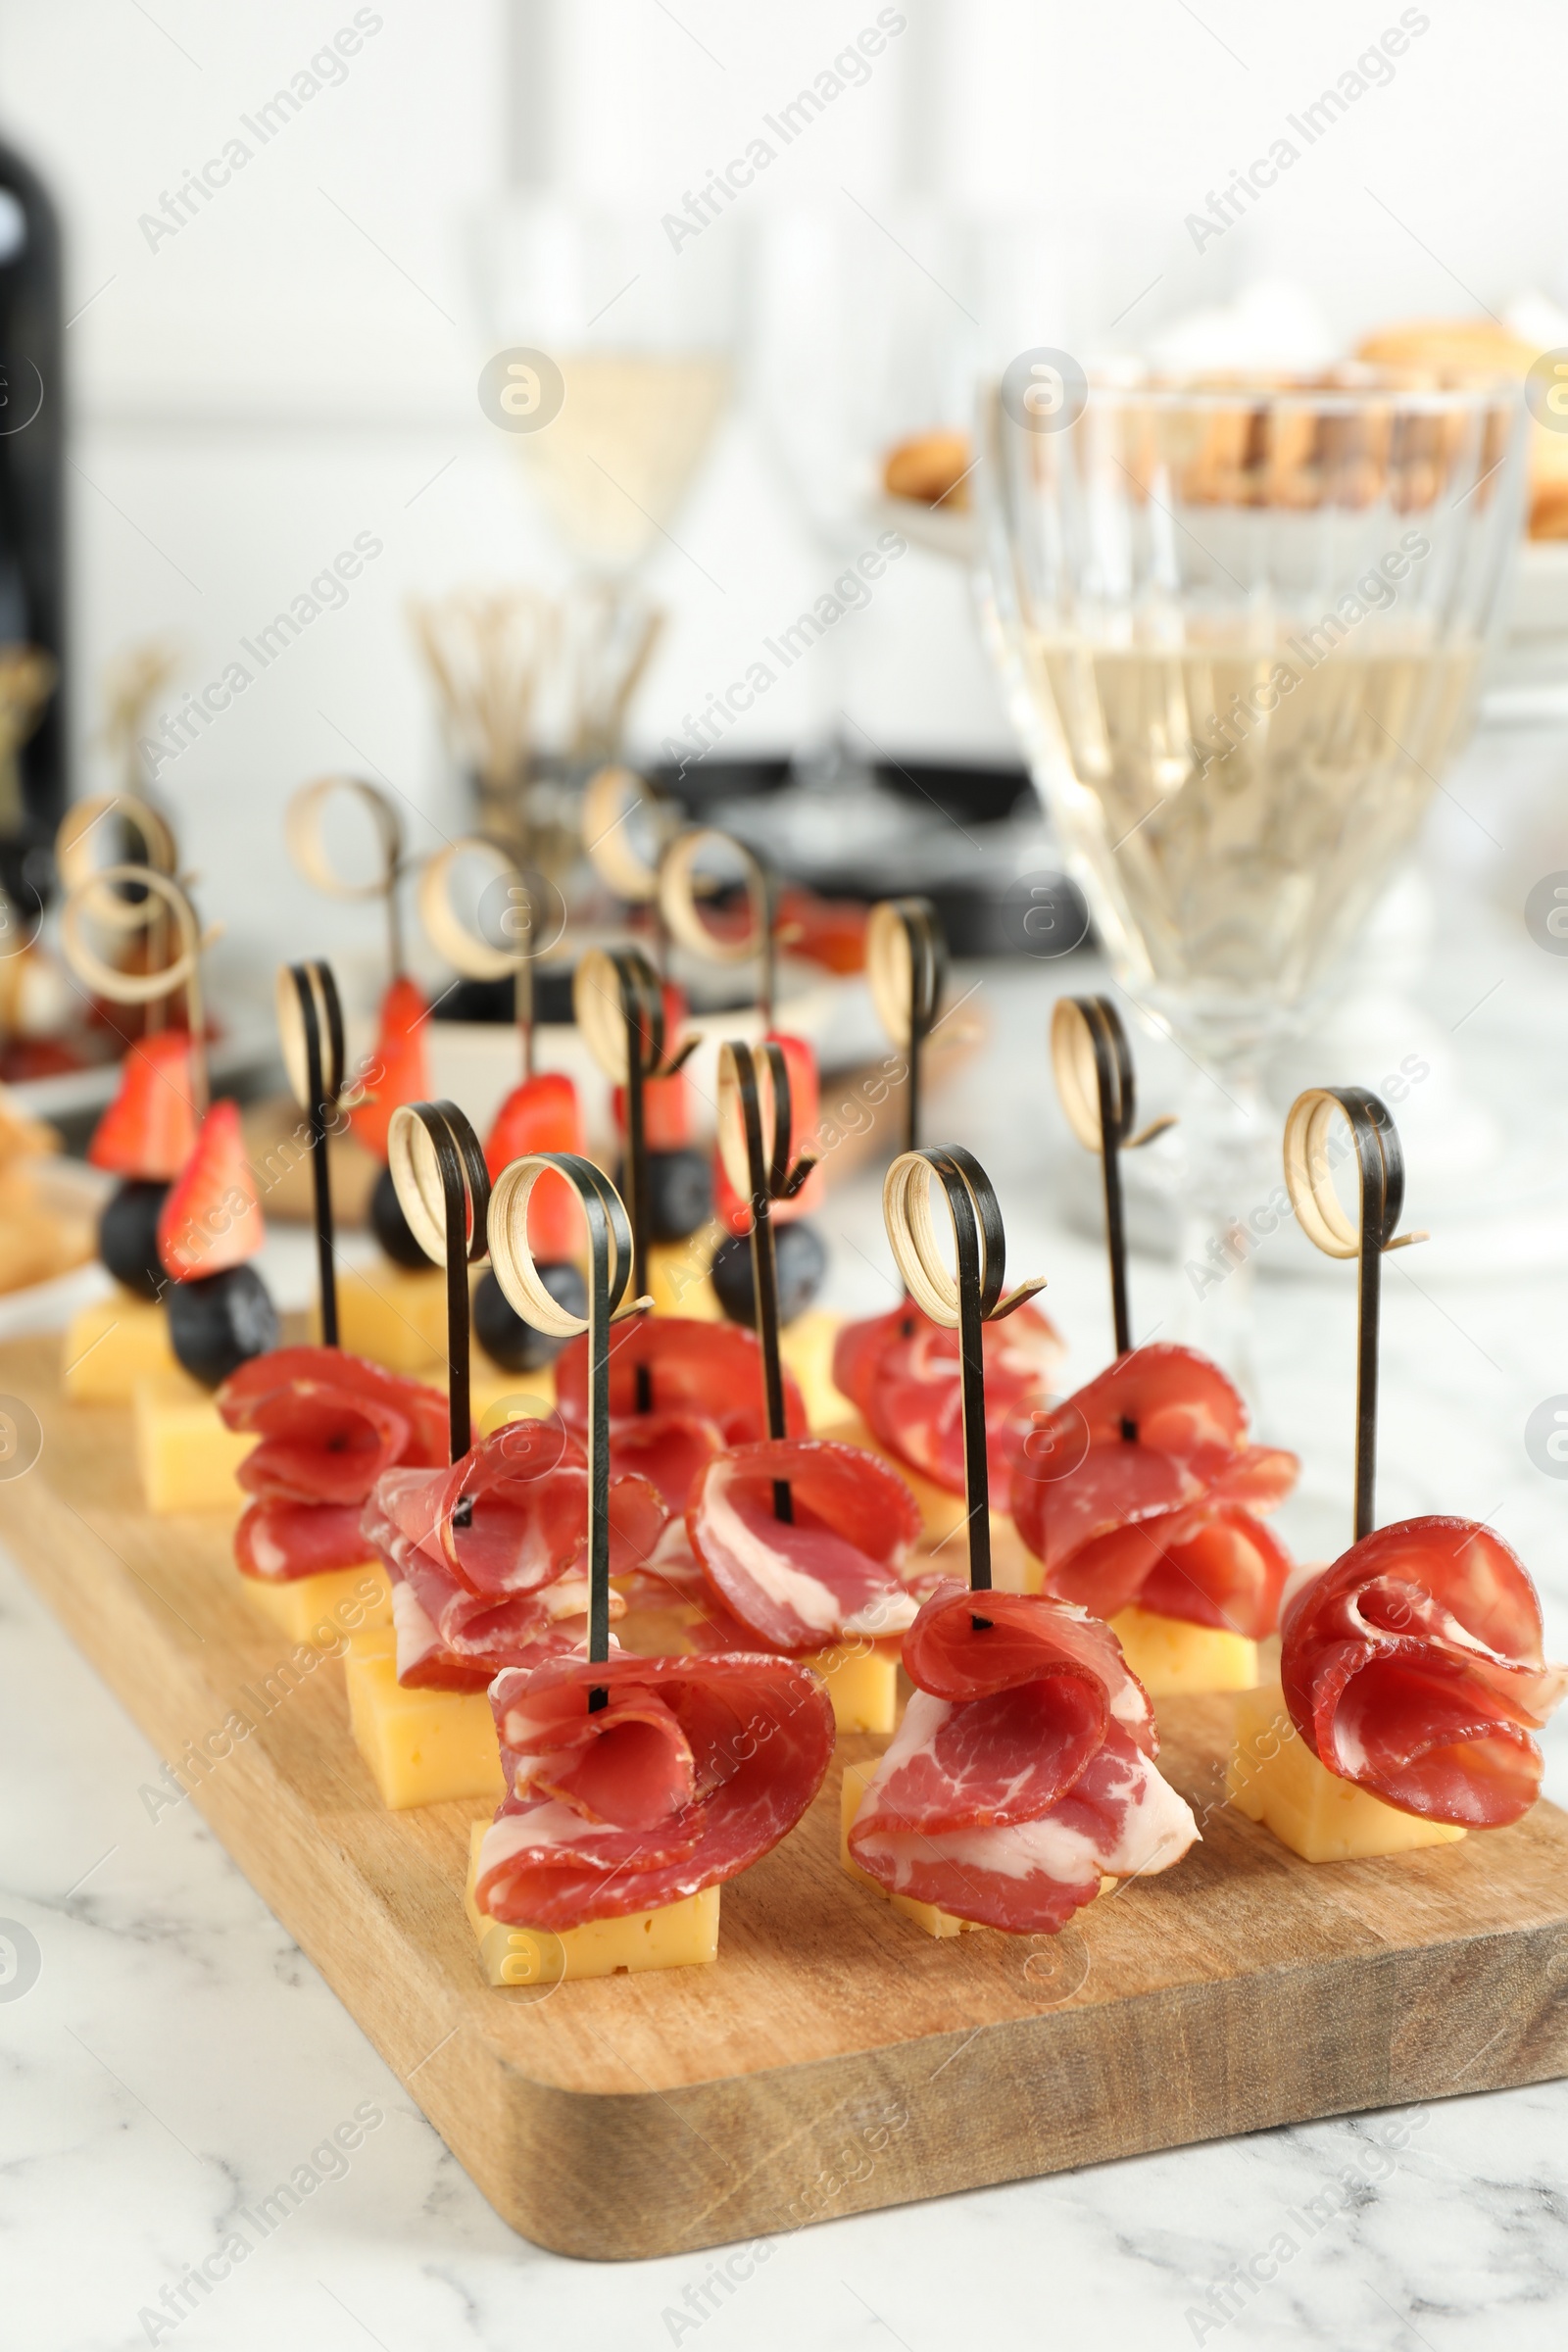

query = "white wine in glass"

[
  {"left": 517, "top": 351, "right": 731, "bottom": 575},
  {"left": 982, "top": 370, "right": 1526, "bottom": 1379}
]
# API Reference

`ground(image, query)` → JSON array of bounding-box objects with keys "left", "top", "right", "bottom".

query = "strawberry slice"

[
  {"left": 486, "top": 1070, "right": 584, "bottom": 1260},
  {"left": 157, "top": 1100, "right": 265, "bottom": 1280},
  {"left": 350, "top": 974, "right": 430, "bottom": 1163},
  {"left": 611, "top": 981, "right": 692, "bottom": 1149},
  {"left": 88, "top": 1032, "right": 200, "bottom": 1181},
  {"left": 612, "top": 1071, "right": 692, "bottom": 1151}
]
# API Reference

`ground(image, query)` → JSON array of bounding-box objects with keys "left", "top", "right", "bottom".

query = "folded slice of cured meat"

[
  {"left": 475, "top": 1647, "right": 835, "bottom": 1930},
  {"left": 831, "top": 1299, "right": 1063, "bottom": 1494},
  {"left": 555, "top": 1312, "right": 808, "bottom": 1513},
  {"left": 847, "top": 1584, "right": 1198, "bottom": 1934},
  {"left": 234, "top": 1498, "right": 374, "bottom": 1583},
  {"left": 220, "top": 1346, "right": 450, "bottom": 1508},
  {"left": 686, "top": 1438, "right": 923, "bottom": 1653},
  {"left": 361, "top": 1418, "right": 668, "bottom": 1690},
  {"left": 1281, "top": 1515, "right": 1568, "bottom": 1827},
  {"left": 1011, "top": 1344, "right": 1298, "bottom": 1639}
]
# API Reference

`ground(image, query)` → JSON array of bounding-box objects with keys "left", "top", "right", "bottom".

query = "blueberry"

[
  {"left": 473, "top": 1260, "right": 587, "bottom": 1373},
  {"left": 615, "top": 1149, "right": 713, "bottom": 1243},
  {"left": 370, "top": 1160, "right": 430, "bottom": 1268},
  {"left": 167, "top": 1265, "right": 280, "bottom": 1389},
  {"left": 98, "top": 1179, "right": 169, "bottom": 1300},
  {"left": 711, "top": 1219, "right": 827, "bottom": 1328}
]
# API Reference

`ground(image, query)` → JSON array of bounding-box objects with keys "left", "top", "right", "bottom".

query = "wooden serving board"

[{"left": 3, "top": 1331, "right": 1567, "bottom": 2260}]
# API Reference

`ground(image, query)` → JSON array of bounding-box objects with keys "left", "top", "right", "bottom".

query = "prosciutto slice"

[
  {"left": 555, "top": 1313, "right": 808, "bottom": 1513},
  {"left": 475, "top": 1647, "right": 834, "bottom": 1930},
  {"left": 1282, "top": 1516, "right": 1568, "bottom": 1827},
  {"left": 219, "top": 1347, "right": 450, "bottom": 1586},
  {"left": 831, "top": 1300, "right": 1063, "bottom": 1494},
  {"left": 220, "top": 1347, "right": 450, "bottom": 1506},
  {"left": 687, "top": 1438, "right": 923, "bottom": 1652},
  {"left": 847, "top": 1583, "right": 1198, "bottom": 1933},
  {"left": 1011, "top": 1344, "right": 1298, "bottom": 1639},
  {"left": 361, "top": 1419, "right": 668, "bottom": 1690},
  {"left": 234, "top": 1499, "right": 372, "bottom": 1583}
]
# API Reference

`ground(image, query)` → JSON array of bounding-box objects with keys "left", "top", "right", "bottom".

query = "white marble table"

[{"left": 6, "top": 928, "right": 1568, "bottom": 2352}]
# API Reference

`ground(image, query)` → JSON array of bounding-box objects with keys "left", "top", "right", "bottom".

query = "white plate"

[
  {"left": 1490, "top": 540, "right": 1568, "bottom": 700},
  {"left": 421, "top": 972, "right": 886, "bottom": 1147},
  {"left": 869, "top": 494, "right": 977, "bottom": 565}
]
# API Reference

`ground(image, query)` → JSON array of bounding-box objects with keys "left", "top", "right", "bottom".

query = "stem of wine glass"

[
  {"left": 791, "top": 526, "right": 874, "bottom": 792},
  {"left": 1168, "top": 1042, "right": 1278, "bottom": 1412}
]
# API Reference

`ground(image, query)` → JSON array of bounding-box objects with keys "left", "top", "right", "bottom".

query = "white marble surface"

[{"left": 7, "top": 856, "right": 1568, "bottom": 2349}]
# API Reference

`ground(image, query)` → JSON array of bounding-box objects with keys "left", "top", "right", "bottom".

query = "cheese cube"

[
  {"left": 985, "top": 1517, "right": 1039, "bottom": 1595},
  {"left": 133, "top": 1371, "right": 257, "bottom": 1513},
  {"left": 607, "top": 1613, "right": 899, "bottom": 1734},
  {"left": 840, "top": 1760, "right": 978, "bottom": 1937},
  {"left": 612, "top": 1599, "right": 705, "bottom": 1658},
  {"left": 1109, "top": 1605, "right": 1259, "bottom": 1696},
  {"left": 804, "top": 1642, "right": 899, "bottom": 1735},
  {"left": 647, "top": 1236, "right": 721, "bottom": 1321},
  {"left": 344, "top": 1632, "right": 505, "bottom": 1810},
  {"left": 464, "top": 1820, "right": 719, "bottom": 1985},
  {"left": 471, "top": 1358, "right": 557, "bottom": 1433},
  {"left": 780, "top": 1308, "right": 850, "bottom": 1431},
  {"left": 1229, "top": 1682, "right": 1467, "bottom": 1862},
  {"left": 239, "top": 1563, "right": 391, "bottom": 1646},
  {"left": 63, "top": 1291, "right": 175, "bottom": 1402},
  {"left": 335, "top": 1263, "right": 450, "bottom": 1371}
]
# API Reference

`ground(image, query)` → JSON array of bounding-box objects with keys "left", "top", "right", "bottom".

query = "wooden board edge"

[
  {"left": 474, "top": 1922, "right": 1568, "bottom": 2259},
  {"left": 8, "top": 1433, "right": 1568, "bottom": 2260}
]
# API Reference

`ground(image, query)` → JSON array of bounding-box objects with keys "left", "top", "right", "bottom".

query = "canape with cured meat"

[
  {"left": 219, "top": 1346, "right": 449, "bottom": 1589},
  {"left": 475, "top": 1646, "right": 835, "bottom": 1932},
  {"left": 684, "top": 1435, "right": 926, "bottom": 1656},
  {"left": 557, "top": 1313, "right": 931, "bottom": 1670},
  {"left": 1011, "top": 1344, "right": 1298, "bottom": 1642},
  {"left": 847, "top": 1584, "right": 1199, "bottom": 1933},
  {"left": 555, "top": 1312, "right": 808, "bottom": 1516},
  {"left": 361, "top": 1418, "right": 667, "bottom": 1690},
  {"left": 832, "top": 1297, "right": 1064, "bottom": 1498},
  {"left": 1280, "top": 1516, "right": 1567, "bottom": 1829}
]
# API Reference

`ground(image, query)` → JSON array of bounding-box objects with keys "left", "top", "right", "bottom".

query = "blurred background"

[
  {"left": 4, "top": 0, "right": 1568, "bottom": 1552},
  {"left": 0, "top": 0, "right": 1564, "bottom": 975}
]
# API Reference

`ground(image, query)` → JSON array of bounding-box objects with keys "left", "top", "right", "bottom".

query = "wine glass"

[
  {"left": 475, "top": 193, "right": 740, "bottom": 825},
  {"left": 481, "top": 194, "right": 737, "bottom": 582},
  {"left": 978, "top": 365, "right": 1527, "bottom": 1379}
]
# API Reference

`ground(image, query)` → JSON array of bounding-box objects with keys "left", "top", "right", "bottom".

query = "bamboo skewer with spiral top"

[
  {"left": 866, "top": 897, "right": 948, "bottom": 1158},
  {"left": 417, "top": 835, "right": 564, "bottom": 1086},
  {"left": 715, "top": 1039, "right": 817, "bottom": 1520},
  {"left": 275, "top": 959, "right": 347, "bottom": 1347},
  {"left": 573, "top": 945, "right": 697, "bottom": 1322},
  {"left": 659, "top": 825, "right": 778, "bottom": 1032},
  {"left": 388, "top": 1100, "right": 493, "bottom": 1465},
  {"left": 882, "top": 1146, "right": 1046, "bottom": 1603},
  {"left": 56, "top": 793, "right": 180, "bottom": 1033},
  {"left": 489, "top": 1152, "right": 650, "bottom": 1692},
  {"left": 61, "top": 862, "right": 215, "bottom": 1108},
  {"left": 286, "top": 775, "right": 407, "bottom": 986},
  {"left": 1282, "top": 1086, "right": 1427, "bottom": 1543},
  {"left": 1051, "top": 996, "right": 1174, "bottom": 1362}
]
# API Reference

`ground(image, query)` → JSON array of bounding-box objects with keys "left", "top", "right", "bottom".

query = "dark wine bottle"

[{"left": 0, "top": 129, "right": 63, "bottom": 923}]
